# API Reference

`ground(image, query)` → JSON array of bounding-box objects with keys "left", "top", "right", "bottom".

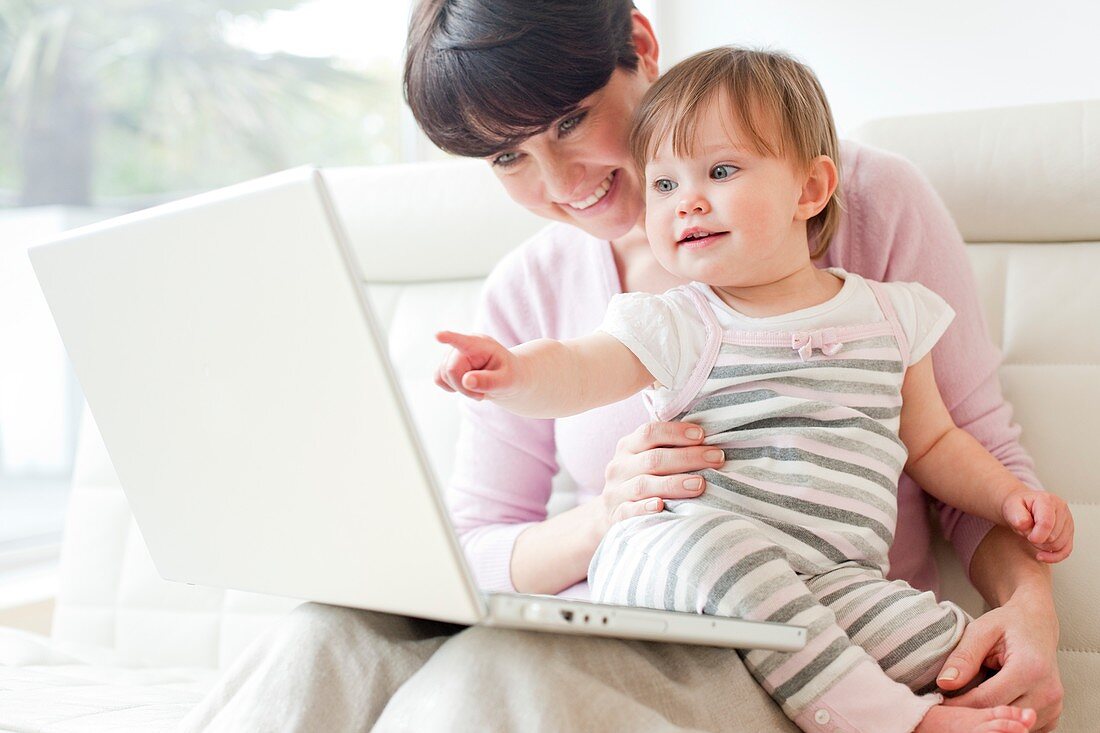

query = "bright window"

[{"left": 0, "top": 0, "right": 416, "bottom": 580}]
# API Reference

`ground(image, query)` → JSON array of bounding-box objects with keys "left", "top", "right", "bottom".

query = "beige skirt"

[{"left": 177, "top": 602, "right": 797, "bottom": 732}]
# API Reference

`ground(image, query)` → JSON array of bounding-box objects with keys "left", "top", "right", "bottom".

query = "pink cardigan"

[{"left": 446, "top": 140, "right": 1041, "bottom": 599}]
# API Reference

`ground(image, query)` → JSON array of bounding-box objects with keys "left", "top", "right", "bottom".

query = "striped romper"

[{"left": 592, "top": 270, "right": 967, "bottom": 730}]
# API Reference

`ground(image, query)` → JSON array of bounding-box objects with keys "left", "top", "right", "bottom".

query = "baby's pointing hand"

[
  {"left": 1002, "top": 489, "right": 1074, "bottom": 563},
  {"left": 434, "top": 331, "right": 523, "bottom": 401}
]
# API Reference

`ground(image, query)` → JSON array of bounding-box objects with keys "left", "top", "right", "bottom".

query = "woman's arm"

[{"left": 938, "top": 530, "right": 1063, "bottom": 732}]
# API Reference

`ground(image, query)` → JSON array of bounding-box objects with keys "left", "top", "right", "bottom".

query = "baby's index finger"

[{"left": 436, "top": 330, "right": 479, "bottom": 350}]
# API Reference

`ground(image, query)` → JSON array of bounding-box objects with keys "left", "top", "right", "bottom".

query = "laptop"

[{"left": 29, "top": 166, "right": 806, "bottom": 652}]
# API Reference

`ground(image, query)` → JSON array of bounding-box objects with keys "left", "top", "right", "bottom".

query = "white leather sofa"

[{"left": 1, "top": 99, "right": 1097, "bottom": 732}]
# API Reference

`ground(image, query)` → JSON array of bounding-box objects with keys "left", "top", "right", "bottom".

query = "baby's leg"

[
  {"left": 589, "top": 512, "right": 937, "bottom": 729},
  {"left": 805, "top": 566, "right": 971, "bottom": 694}
]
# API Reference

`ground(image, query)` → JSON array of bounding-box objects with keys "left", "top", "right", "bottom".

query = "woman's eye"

[
  {"left": 653, "top": 178, "right": 677, "bottom": 193},
  {"left": 558, "top": 112, "right": 586, "bottom": 136},
  {"left": 493, "top": 151, "right": 520, "bottom": 167},
  {"left": 711, "top": 164, "right": 739, "bottom": 180}
]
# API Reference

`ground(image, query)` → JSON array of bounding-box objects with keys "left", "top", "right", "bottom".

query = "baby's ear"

[{"left": 796, "top": 155, "right": 838, "bottom": 221}]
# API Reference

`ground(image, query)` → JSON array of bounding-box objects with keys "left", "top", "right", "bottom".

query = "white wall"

[{"left": 656, "top": 0, "right": 1100, "bottom": 135}]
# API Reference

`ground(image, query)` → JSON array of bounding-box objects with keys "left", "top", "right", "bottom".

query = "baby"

[{"left": 435, "top": 47, "right": 1072, "bottom": 733}]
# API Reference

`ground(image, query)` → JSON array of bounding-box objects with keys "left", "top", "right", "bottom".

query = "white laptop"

[{"left": 29, "top": 167, "right": 806, "bottom": 652}]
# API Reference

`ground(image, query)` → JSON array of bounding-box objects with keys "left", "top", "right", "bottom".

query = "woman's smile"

[
  {"left": 562, "top": 168, "right": 622, "bottom": 219},
  {"left": 566, "top": 170, "right": 616, "bottom": 210}
]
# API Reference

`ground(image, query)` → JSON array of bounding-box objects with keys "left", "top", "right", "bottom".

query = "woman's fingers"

[
  {"left": 616, "top": 421, "right": 706, "bottom": 454},
  {"left": 618, "top": 445, "right": 726, "bottom": 482},
  {"left": 610, "top": 497, "right": 664, "bottom": 524},
  {"left": 936, "top": 619, "right": 1002, "bottom": 691},
  {"left": 620, "top": 473, "right": 707, "bottom": 504},
  {"left": 600, "top": 421, "right": 720, "bottom": 531},
  {"left": 604, "top": 474, "right": 710, "bottom": 529},
  {"left": 942, "top": 629, "right": 1062, "bottom": 731},
  {"left": 945, "top": 664, "right": 1026, "bottom": 711}
]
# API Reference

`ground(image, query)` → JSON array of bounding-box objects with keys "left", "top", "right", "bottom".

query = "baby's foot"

[{"left": 915, "top": 704, "right": 1037, "bottom": 733}]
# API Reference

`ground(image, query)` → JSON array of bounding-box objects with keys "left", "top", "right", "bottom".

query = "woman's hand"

[
  {"left": 593, "top": 420, "right": 726, "bottom": 535},
  {"left": 937, "top": 590, "right": 1064, "bottom": 732}
]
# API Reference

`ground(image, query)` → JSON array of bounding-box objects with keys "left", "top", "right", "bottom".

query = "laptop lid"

[{"left": 30, "top": 167, "right": 487, "bottom": 625}]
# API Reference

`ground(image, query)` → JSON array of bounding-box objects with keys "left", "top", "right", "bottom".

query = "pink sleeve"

[
  {"left": 445, "top": 250, "right": 559, "bottom": 592},
  {"left": 838, "top": 144, "right": 1043, "bottom": 578}
]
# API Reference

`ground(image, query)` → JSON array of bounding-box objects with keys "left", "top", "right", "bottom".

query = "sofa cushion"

[{"left": 852, "top": 99, "right": 1100, "bottom": 243}]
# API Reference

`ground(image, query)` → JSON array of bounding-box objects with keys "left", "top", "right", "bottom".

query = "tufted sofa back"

[
  {"left": 852, "top": 100, "right": 1100, "bottom": 733},
  {"left": 50, "top": 100, "right": 1099, "bottom": 730}
]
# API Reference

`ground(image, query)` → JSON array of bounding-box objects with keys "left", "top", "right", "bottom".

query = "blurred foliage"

[{"left": 0, "top": 0, "right": 400, "bottom": 205}]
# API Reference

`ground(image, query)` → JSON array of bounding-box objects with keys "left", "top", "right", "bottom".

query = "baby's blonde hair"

[{"left": 630, "top": 46, "right": 842, "bottom": 258}]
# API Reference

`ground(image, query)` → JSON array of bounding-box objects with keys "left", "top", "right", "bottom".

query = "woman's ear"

[
  {"left": 796, "top": 155, "right": 838, "bottom": 221},
  {"left": 630, "top": 9, "right": 660, "bottom": 82}
]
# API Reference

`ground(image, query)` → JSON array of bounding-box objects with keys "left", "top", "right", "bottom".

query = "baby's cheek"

[
  {"left": 738, "top": 198, "right": 782, "bottom": 238},
  {"left": 644, "top": 209, "right": 677, "bottom": 261},
  {"left": 651, "top": 243, "right": 686, "bottom": 278},
  {"left": 739, "top": 198, "right": 792, "bottom": 246}
]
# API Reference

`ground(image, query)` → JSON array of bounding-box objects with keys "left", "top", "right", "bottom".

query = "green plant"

[{"left": 0, "top": 0, "right": 383, "bottom": 206}]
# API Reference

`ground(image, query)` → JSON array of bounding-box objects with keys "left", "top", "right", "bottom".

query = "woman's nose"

[
  {"left": 541, "top": 157, "right": 586, "bottom": 203},
  {"left": 677, "top": 192, "right": 710, "bottom": 217}
]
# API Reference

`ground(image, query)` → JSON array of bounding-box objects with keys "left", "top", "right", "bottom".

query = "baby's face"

[{"left": 642, "top": 100, "right": 810, "bottom": 288}]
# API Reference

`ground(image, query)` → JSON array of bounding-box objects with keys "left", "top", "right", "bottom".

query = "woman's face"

[
  {"left": 485, "top": 69, "right": 655, "bottom": 242},
  {"left": 483, "top": 14, "right": 660, "bottom": 242}
]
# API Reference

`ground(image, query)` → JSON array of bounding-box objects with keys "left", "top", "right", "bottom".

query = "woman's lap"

[
  {"left": 375, "top": 625, "right": 797, "bottom": 732},
  {"left": 180, "top": 601, "right": 795, "bottom": 733},
  {"left": 178, "top": 602, "right": 460, "bottom": 733}
]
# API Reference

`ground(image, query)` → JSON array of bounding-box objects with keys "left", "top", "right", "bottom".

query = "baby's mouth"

[{"left": 677, "top": 229, "right": 729, "bottom": 245}]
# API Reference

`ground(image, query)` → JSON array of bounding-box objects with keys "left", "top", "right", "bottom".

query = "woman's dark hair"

[{"left": 404, "top": 0, "right": 638, "bottom": 158}]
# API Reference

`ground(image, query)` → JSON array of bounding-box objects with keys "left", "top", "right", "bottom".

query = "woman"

[{"left": 181, "top": 2, "right": 1062, "bottom": 731}]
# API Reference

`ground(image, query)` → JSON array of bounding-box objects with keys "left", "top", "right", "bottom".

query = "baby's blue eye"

[
  {"left": 711, "top": 164, "right": 738, "bottom": 180},
  {"left": 653, "top": 178, "right": 677, "bottom": 193}
]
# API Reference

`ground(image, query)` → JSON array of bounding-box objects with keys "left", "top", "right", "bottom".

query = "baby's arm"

[
  {"left": 899, "top": 354, "right": 1074, "bottom": 562},
  {"left": 435, "top": 330, "right": 655, "bottom": 419}
]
